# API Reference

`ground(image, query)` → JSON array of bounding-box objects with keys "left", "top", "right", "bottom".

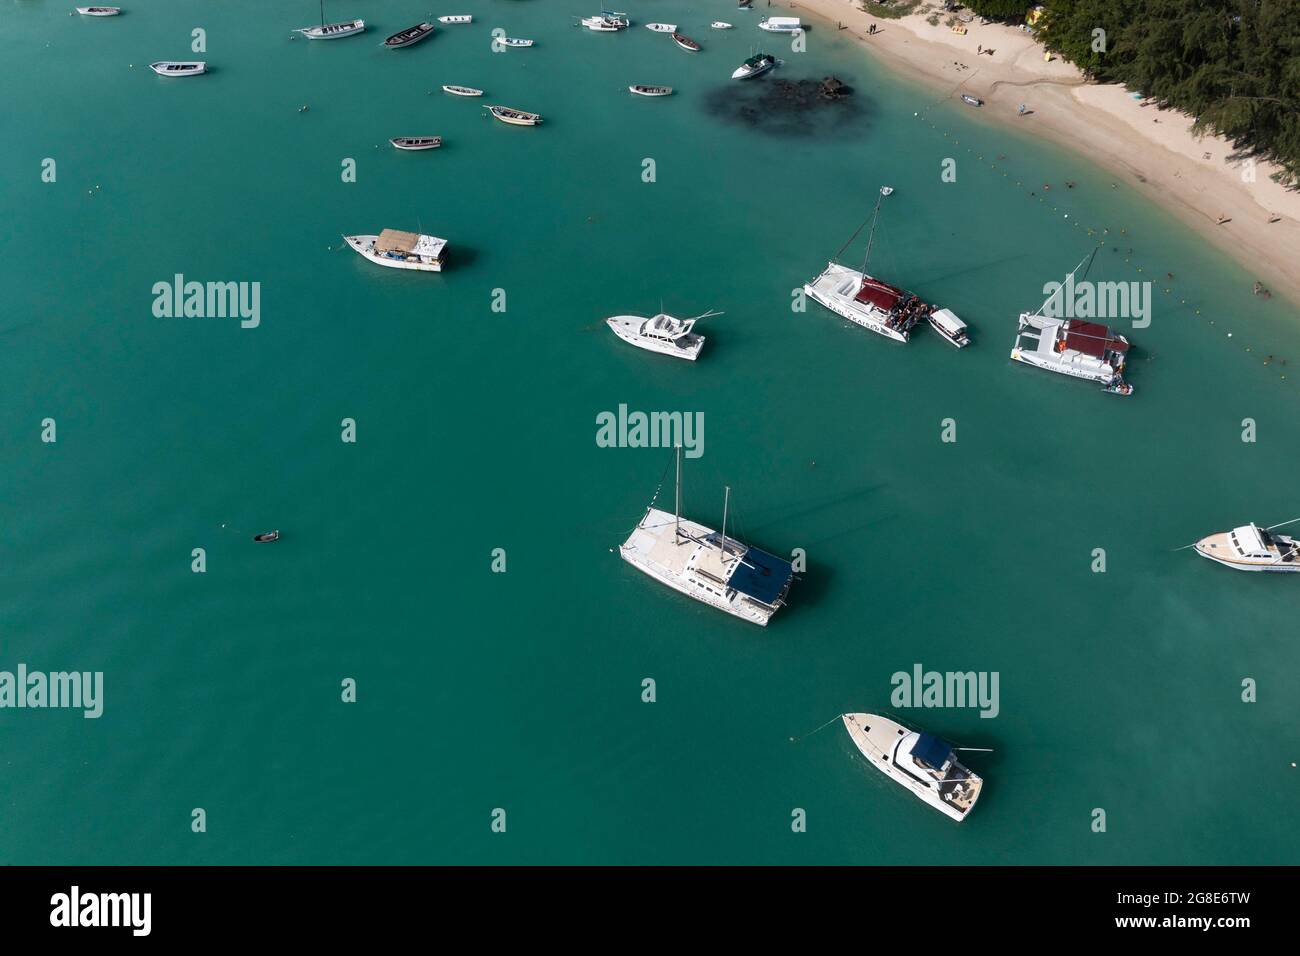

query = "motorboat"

[
  {"left": 731, "top": 52, "right": 777, "bottom": 79},
  {"left": 645, "top": 23, "right": 677, "bottom": 33},
  {"left": 758, "top": 16, "right": 803, "bottom": 32},
  {"left": 390, "top": 136, "right": 442, "bottom": 151},
  {"left": 711, "top": 22, "right": 733, "bottom": 29},
  {"left": 605, "top": 311, "right": 716, "bottom": 359},
  {"left": 1194, "top": 522, "right": 1300, "bottom": 572},
  {"left": 345, "top": 229, "right": 447, "bottom": 272},
  {"left": 928, "top": 308, "right": 970, "bottom": 348},
  {"left": 501, "top": 37, "right": 534, "bottom": 47},
  {"left": 841, "top": 714, "right": 983, "bottom": 822}
]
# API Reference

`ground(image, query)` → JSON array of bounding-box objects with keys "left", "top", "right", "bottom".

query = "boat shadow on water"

[{"left": 702, "top": 76, "right": 868, "bottom": 140}]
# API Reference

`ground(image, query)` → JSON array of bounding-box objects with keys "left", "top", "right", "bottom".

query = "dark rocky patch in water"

[{"left": 703, "top": 75, "right": 865, "bottom": 139}]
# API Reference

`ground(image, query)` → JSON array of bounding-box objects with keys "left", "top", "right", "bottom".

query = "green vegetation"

[{"left": 860, "top": 0, "right": 925, "bottom": 19}]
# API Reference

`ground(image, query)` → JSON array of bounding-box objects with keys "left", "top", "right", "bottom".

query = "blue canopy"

[
  {"left": 726, "top": 546, "right": 794, "bottom": 606},
  {"left": 912, "top": 733, "right": 954, "bottom": 769}
]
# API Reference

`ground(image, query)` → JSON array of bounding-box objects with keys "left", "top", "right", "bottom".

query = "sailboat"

[
  {"left": 842, "top": 713, "right": 984, "bottom": 821},
  {"left": 619, "top": 446, "right": 795, "bottom": 626},
  {"left": 295, "top": 1, "right": 364, "bottom": 39},
  {"left": 803, "top": 187, "right": 966, "bottom": 344}
]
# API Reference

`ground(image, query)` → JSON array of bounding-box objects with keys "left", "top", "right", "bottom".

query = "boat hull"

[
  {"left": 606, "top": 317, "right": 702, "bottom": 359},
  {"left": 442, "top": 85, "right": 483, "bottom": 97},
  {"left": 385, "top": 24, "right": 434, "bottom": 48},
  {"left": 149, "top": 62, "right": 207, "bottom": 77},
  {"left": 298, "top": 20, "right": 365, "bottom": 40},
  {"left": 345, "top": 235, "right": 443, "bottom": 272},
  {"left": 629, "top": 86, "right": 673, "bottom": 97},
  {"left": 804, "top": 263, "right": 909, "bottom": 343},
  {"left": 1009, "top": 346, "right": 1115, "bottom": 385}
]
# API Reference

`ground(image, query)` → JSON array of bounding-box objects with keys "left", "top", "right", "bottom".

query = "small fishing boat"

[
  {"left": 486, "top": 104, "right": 542, "bottom": 126},
  {"left": 1102, "top": 381, "right": 1134, "bottom": 395},
  {"left": 442, "top": 85, "right": 483, "bottom": 97},
  {"left": 437, "top": 15, "right": 472, "bottom": 25},
  {"left": 928, "top": 308, "right": 970, "bottom": 348},
  {"left": 671, "top": 32, "right": 700, "bottom": 52},
  {"left": 711, "top": 22, "right": 733, "bottom": 30},
  {"left": 606, "top": 310, "right": 717, "bottom": 359},
  {"left": 345, "top": 229, "right": 448, "bottom": 272},
  {"left": 253, "top": 530, "right": 280, "bottom": 543},
  {"left": 580, "top": 14, "right": 628, "bottom": 31},
  {"left": 149, "top": 61, "right": 206, "bottom": 77},
  {"left": 390, "top": 136, "right": 442, "bottom": 151},
  {"left": 758, "top": 16, "right": 803, "bottom": 33},
  {"left": 296, "top": 19, "right": 365, "bottom": 40},
  {"left": 645, "top": 23, "right": 677, "bottom": 33},
  {"left": 960, "top": 93, "right": 983, "bottom": 107},
  {"left": 731, "top": 52, "right": 776, "bottom": 80},
  {"left": 384, "top": 22, "right": 434, "bottom": 48},
  {"left": 501, "top": 37, "right": 534, "bottom": 48},
  {"left": 629, "top": 85, "right": 673, "bottom": 97},
  {"left": 842, "top": 714, "right": 983, "bottom": 822},
  {"left": 76, "top": 6, "right": 121, "bottom": 15},
  {"left": 1194, "top": 521, "right": 1300, "bottom": 572}
]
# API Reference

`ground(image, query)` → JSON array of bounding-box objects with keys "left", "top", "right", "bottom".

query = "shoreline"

[{"left": 774, "top": 1, "right": 1300, "bottom": 308}]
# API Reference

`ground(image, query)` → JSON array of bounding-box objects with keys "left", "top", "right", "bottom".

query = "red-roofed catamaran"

[{"left": 804, "top": 187, "right": 970, "bottom": 347}]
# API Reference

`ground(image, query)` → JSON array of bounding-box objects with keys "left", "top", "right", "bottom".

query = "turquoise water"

[{"left": 2, "top": 0, "right": 1297, "bottom": 864}]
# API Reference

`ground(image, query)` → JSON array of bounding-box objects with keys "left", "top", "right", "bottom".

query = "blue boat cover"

[
  {"left": 726, "top": 546, "right": 794, "bottom": 606},
  {"left": 912, "top": 733, "right": 954, "bottom": 769}
]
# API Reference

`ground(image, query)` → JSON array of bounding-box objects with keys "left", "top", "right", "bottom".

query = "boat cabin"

[{"left": 375, "top": 229, "right": 445, "bottom": 265}]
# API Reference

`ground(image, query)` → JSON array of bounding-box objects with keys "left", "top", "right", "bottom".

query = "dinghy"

[
  {"left": 671, "top": 32, "right": 700, "bottom": 52},
  {"left": 501, "top": 37, "right": 534, "bottom": 48},
  {"left": 76, "top": 6, "right": 121, "bottom": 15},
  {"left": 645, "top": 23, "right": 677, "bottom": 33},
  {"left": 384, "top": 22, "right": 434, "bottom": 48},
  {"left": 711, "top": 22, "right": 733, "bottom": 29},
  {"left": 390, "top": 136, "right": 442, "bottom": 151},
  {"left": 253, "top": 530, "right": 280, "bottom": 543},
  {"left": 442, "top": 85, "right": 483, "bottom": 97},
  {"left": 960, "top": 93, "right": 983, "bottom": 107},
  {"left": 486, "top": 105, "right": 542, "bottom": 126},
  {"left": 629, "top": 85, "right": 673, "bottom": 97},
  {"left": 437, "top": 15, "right": 472, "bottom": 24},
  {"left": 149, "top": 61, "right": 206, "bottom": 77}
]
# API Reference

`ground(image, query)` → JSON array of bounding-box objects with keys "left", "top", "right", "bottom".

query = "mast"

[
  {"left": 674, "top": 443, "right": 682, "bottom": 540},
  {"left": 320, "top": 0, "right": 325, "bottom": 28},
  {"left": 1033, "top": 248, "right": 1098, "bottom": 318},
  {"left": 721, "top": 485, "right": 731, "bottom": 555},
  {"left": 860, "top": 191, "right": 884, "bottom": 274}
]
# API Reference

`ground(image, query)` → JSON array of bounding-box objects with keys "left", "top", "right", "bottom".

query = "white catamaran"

[
  {"left": 842, "top": 713, "right": 984, "bottom": 822},
  {"left": 804, "top": 187, "right": 967, "bottom": 345},
  {"left": 619, "top": 447, "right": 795, "bottom": 626}
]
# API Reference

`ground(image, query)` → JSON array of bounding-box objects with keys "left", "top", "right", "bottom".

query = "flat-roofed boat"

[
  {"left": 620, "top": 448, "right": 794, "bottom": 626},
  {"left": 76, "top": 6, "right": 121, "bottom": 15},
  {"left": 928, "top": 308, "right": 970, "bottom": 348},
  {"left": 731, "top": 52, "right": 776, "bottom": 79},
  {"left": 345, "top": 229, "right": 447, "bottom": 272},
  {"left": 384, "top": 22, "right": 434, "bottom": 47},
  {"left": 442, "top": 85, "right": 483, "bottom": 97},
  {"left": 842, "top": 714, "right": 983, "bottom": 822},
  {"left": 438, "top": 15, "right": 472, "bottom": 24},
  {"left": 149, "top": 61, "right": 206, "bottom": 76},
  {"left": 671, "top": 32, "right": 701, "bottom": 51},
  {"left": 629, "top": 85, "right": 673, "bottom": 97},
  {"left": 390, "top": 136, "right": 442, "bottom": 151},
  {"left": 758, "top": 16, "right": 803, "bottom": 32},
  {"left": 606, "top": 310, "right": 717, "bottom": 359},
  {"left": 1194, "top": 521, "right": 1300, "bottom": 572},
  {"left": 486, "top": 104, "right": 542, "bottom": 126}
]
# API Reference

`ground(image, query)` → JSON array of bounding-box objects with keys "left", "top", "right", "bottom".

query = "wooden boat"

[
  {"left": 437, "top": 15, "right": 472, "bottom": 24},
  {"left": 486, "top": 105, "right": 542, "bottom": 126},
  {"left": 442, "top": 85, "right": 483, "bottom": 97},
  {"left": 76, "top": 6, "right": 121, "bottom": 15},
  {"left": 390, "top": 136, "right": 442, "bottom": 151},
  {"left": 501, "top": 37, "right": 534, "bottom": 48},
  {"left": 345, "top": 229, "right": 448, "bottom": 272},
  {"left": 149, "top": 61, "right": 206, "bottom": 77},
  {"left": 629, "top": 85, "right": 673, "bottom": 97},
  {"left": 253, "top": 530, "right": 280, "bottom": 543},
  {"left": 296, "top": 18, "right": 365, "bottom": 39},
  {"left": 384, "top": 22, "right": 434, "bottom": 48},
  {"left": 671, "top": 32, "right": 700, "bottom": 52},
  {"left": 960, "top": 93, "right": 983, "bottom": 107}
]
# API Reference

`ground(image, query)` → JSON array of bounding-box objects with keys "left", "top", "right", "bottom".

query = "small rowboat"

[
  {"left": 486, "top": 104, "right": 542, "bottom": 126},
  {"left": 438, "top": 15, "right": 472, "bottom": 24},
  {"left": 501, "top": 37, "right": 533, "bottom": 48},
  {"left": 390, "top": 136, "right": 442, "bottom": 151},
  {"left": 711, "top": 22, "right": 733, "bottom": 29},
  {"left": 253, "top": 530, "right": 280, "bottom": 543},
  {"left": 629, "top": 85, "right": 673, "bottom": 97},
  {"left": 645, "top": 23, "right": 677, "bottom": 33},
  {"left": 149, "top": 61, "right": 206, "bottom": 76},
  {"left": 1102, "top": 380, "right": 1134, "bottom": 396},
  {"left": 442, "top": 84, "right": 483, "bottom": 97},
  {"left": 671, "top": 32, "right": 700, "bottom": 52},
  {"left": 296, "top": 18, "right": 365, "bottom": 40},
  {"left": 960, "top": 93, "right": 983, "bottom": 107},
  {"left": 76, "top": 6, "right": 121, "bottom": 15},
  {"left": 384, "top": 22, "right": 434, "bottom": 48}
]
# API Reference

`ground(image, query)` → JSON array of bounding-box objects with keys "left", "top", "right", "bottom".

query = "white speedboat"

[
  {"left": 501, "top": 37, "right": 534, "bottom": 47},
  {"left": 842, "top": 713, "right": 983, "bottom": 822},
  {"left": 296, "top": 19, "right": 364, "bottom": 39},
  {"left": 438, "top": 15, "right": 472, "bottom": 25},
  {"left": 384, "top": 22, "right": 433, "bottom": 48},
  {"left": 1194, "top": 522, "right": 1300, "bottom": 572},
  {"left": 606, "top": 311, "right": 715, "bottom": 359},
  {"left": 486, "top": 104, "right": 542, "bottom": 126},
  {"left": 928, "top": 308, "right": 970, "bottom": 348},
  {"left": 620, "top": 450, "right": 794, "bottom": 626},
  {"left": 76, "top": 6, "right": 121, "bottom": 15},
  {"left": 758, "top": 16, "right": 803, "bottom": 32},
  {"left": 345, "top": 229, "right": 447, "bottom": 272},
  {"left": 149, "top": 61, "right": 206, "bottom": 76},
  {"left": 629, "top": 85, "right": 673, "bottom": 97},
  {"left": 711, "top": 22, "right": 733, "bottom": 30},
  {"left": 389, "top": 136, "right": 442, "bottom": 151},
  {"left": 580, "top": 14, "right": 629, "bottom": 31},
  {"left": 731, "top": 52, "right": 777, "bottom": 79},
  {"left": 442, "top": 85, "right": 483, "bottom": 97},
  {"left": 645, "top": 23, "right": 677, "bottom": 33}
]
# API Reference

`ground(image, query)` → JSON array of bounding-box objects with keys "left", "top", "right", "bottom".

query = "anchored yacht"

[
  {"left": 731, "top": 52, "right": 778, "bottom": 79},
  {"left": 76, "top": 6, "right": 121, "bottom": 15},
  {"left": 345, "top": 229, "right": 447, "bottom": 272},
  {"left": 620, "top": 449, "right": 795, "bottom": 626},
  {"left": 580, "top": 14, "right": 629, "bottom": 31},
  {"left": 842, "top": 713, "right": 983, "bottom": 822},
  {"left": 1194, "top": 522, "right": 1300, "bottom": 572},
  {"left": 805, "top": 187, "right": 966, "bottom": 344},
  {"left": 606, "top": 311, "right": 717, "bottom": 360}
]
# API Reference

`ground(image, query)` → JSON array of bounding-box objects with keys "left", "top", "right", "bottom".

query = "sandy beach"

[{"left": 773, "top": 1, "right": 1300, "bottom": 306}]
